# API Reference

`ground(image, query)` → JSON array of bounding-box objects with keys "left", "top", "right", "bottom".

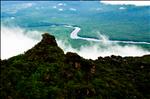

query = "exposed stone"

[
  {"left": 25, "top": 33, "right": 64, "bottom": 61},
  {"left": 90, "top": 65, "right": 96, "bottom": 74},
  {"left": 40, "top": 33, "right": 57, "bottom": 46},
  {"left": 75, "top": 62, "right": 81, "bottom": 69},
  {"left": 140, "top": 65, "right": 144, "bottom": 69}
]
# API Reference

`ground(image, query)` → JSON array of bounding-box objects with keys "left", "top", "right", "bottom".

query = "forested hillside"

[{"left": 1, "top": 33, "right": 150, "bottom": 99}]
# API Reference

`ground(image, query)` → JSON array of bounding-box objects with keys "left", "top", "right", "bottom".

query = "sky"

[{"left": 100, "top": 1, "right": 150, "bottom": 6}]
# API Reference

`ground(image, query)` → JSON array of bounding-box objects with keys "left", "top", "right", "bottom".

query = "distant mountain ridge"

[{"left": 1, "top": 33, "right": 150, "bottom": 99}]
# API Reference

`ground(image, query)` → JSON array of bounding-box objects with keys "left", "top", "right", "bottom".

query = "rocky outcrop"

[
  {"left": 40, "top": 33, "right": 58, "bottom": 46},
  {"left": 25, "top": 33, "right": 64, "bottom": 62}
]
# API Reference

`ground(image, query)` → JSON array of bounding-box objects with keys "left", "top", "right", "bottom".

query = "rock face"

[
  {"left": 25, "top": 33, "right": 64, "bottom": 62},
  {"left": 41, "top": 33, "right": 58, "bottom": 46},
  {"left": 1, "top": 33, "right": 150, "bottom": 99}
]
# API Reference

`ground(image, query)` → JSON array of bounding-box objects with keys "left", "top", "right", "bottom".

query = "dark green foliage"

[{"left": 1, "top": 33, "right": 150, "bottom": 99}]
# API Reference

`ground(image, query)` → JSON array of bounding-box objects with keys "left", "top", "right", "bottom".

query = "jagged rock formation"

[
  {"left": 1, "top": 33, "right": 150, "bottom": 99},
  {"left": 25, "top": 33, "right": 64, "bottom": 62}
]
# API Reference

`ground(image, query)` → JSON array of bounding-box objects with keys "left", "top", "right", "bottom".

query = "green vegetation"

[{"left": 1, "top": 33, "right": 150, "bottom": 99}]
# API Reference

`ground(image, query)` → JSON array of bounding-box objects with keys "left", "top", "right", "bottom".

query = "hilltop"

[{"left": 1, "top": 33, "right": 150, "bottom": 99}]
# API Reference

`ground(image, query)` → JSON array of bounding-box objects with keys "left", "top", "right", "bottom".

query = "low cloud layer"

[
  {"left": 100, "top": 1, "right": 150, "bottom": 6},
  {"left": 1, "top": 25, "right": 41, "bottom": 59},
  {"left": 1, "top": 26, "right": 150, "bottom": 60},
  {"left": 57, "top": 38, "right": 150, "bottom": 60}
]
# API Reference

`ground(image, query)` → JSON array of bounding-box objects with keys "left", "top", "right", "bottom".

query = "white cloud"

[
  {"left": 57, "top": 33, "right": 150, "bottom": 60},
  {"left": 53, "top": 6, "right": 57, "bottom": 9},
  {"left": 100, "top": 1, "right": 150, "bottom": 6},
  {"left": 58, "top": 3, "right": 63, "bottom": 6},
  {"left": 58, "top": 3, "right": 66, "bottom": 6},
  {"left": 1, "top": 25, "right": 150, "bottom": 60},
  {"left": 119, "top": 7, "right": 126, "bottom": 10},
  {"left": 23, "top": 3, "right": 33, "bottom": 8},
  {"left": 2, "top": 2, "right": 34, "bottom": 14},
  {"left": 58, "top": 8, "right": 63, "bottom": 11},
  {"left": 10, "top": 17, "right": 15, "bottom": 20},
  {"left": 16, "top": 3, "right": 34, "bottom": 10},
  {"left": 1, "top": 25, "right": 42, "bottom": 59},
  {"left": 57, "top": 39, "right": 150, "bottom": 60},
  {"left": 69, "top": 8, "right": 77, "bottom": 11}
]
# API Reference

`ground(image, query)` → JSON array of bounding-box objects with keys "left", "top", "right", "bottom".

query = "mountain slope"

[{"left": 1, "top": 33, "right": 150, "bottom": 99}]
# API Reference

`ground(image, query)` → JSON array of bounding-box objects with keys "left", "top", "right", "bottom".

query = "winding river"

[
  {"left": 68, "top": 25, "right": 150, "bottom": 45},
  {"left": 26, "top": 22, "right": 150, "bottom": 45}
]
